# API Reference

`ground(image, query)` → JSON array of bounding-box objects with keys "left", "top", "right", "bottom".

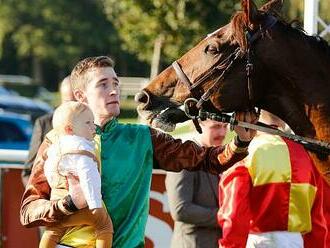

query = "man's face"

[
  {"left": 81, "top": 67, "right": 120, "bottom": 121},
  {"left": 200, "top": 120, "right": 228, "bottom": 147}
]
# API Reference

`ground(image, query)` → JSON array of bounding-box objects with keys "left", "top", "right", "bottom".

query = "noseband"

[{"left": 172, "top": 14, "right": 278, "bottom": 111}]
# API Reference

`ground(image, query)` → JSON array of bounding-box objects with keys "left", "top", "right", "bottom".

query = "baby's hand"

[{"left": 68, "top": 177, "right": 87, "bottom": 209}]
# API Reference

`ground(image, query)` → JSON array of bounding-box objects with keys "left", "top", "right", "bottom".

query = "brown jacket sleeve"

[
  {"left": 150, "top": 128, "right": 249, "bottom": 174},
  {"left": 20, "top": 138, "right": 76, "bottom": 228}
]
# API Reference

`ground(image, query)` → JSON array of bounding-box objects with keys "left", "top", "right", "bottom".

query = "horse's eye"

[{"left": 204, "top": 44, "right": 219, "bottom": 55}]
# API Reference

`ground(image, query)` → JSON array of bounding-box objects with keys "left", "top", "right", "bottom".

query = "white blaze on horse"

[{"left": 136, "top": 0, "right": 330, "bottom": 184}]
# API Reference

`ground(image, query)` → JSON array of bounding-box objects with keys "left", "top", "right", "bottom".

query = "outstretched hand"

[{"left": 234, "top": 111, "right": 259, "bottom": 142}]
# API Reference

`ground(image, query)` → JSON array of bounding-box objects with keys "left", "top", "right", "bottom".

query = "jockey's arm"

[
  {"left": 151, "top": 111, "right": 257, "bottom": 174},
  {"left": 151, "top": 128, "right": 250, "bottom": 174}
]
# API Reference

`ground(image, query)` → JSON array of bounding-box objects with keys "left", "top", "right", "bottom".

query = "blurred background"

[
  {"left": 0, "top": 0, "right": 329, "bottom": 121},
  {"left": 0, "top": 0, "right": 328, "bottom": 247}
]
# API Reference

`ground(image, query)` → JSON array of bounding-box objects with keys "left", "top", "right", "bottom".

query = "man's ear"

[
  {"left": 241, "top": 0, "right": 260, "bottom": 27},
  {"left": 64, "top": 124, "right": 74, "bottom": 135},
  {"left": 260, "top": 0, "right": 284, "bottom": 14},
  {"left": 73, "top": 89, "right": 86, "bottom": 102}
]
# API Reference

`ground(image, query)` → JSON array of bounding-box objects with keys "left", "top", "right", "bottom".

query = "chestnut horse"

[{"left": 136, "top": 0, "right": 330, "bottom": 183}]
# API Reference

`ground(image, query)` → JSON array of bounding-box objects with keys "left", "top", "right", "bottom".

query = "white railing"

[
  {"left": 0, "top": 149, "right": 28, "bottom": 169},
  {"left": 318, "top": 15, "right": 330, "bottom": 37},
  {"left": 304, "top": 0, "right": 330, "bottom": 37},
  {"left": 119, "top": 77, "right": 149, "bottom": 99}
]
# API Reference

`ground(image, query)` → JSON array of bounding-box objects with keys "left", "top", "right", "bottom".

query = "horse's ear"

[
  {"left": 260, "top": 0, "right": 284, "bottom": 14},
  {"left": 241, "top": 0, "right": 260, "bottom": 27}
]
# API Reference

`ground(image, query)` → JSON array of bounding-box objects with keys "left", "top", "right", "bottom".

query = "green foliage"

[
  {"left": 0, "top": 0, "right": 329, "bottom": 87},
  {"left": 103, "top": 0, "right": 239, "bottom": 63},
  {"left": 103, "top": 0, "right": 330, "bottom": 65},
  {"left": 0, "top": 0, "right": 116, "bottom": 68}
]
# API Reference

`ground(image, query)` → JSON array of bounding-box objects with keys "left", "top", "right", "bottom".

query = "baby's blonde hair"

[{"left": 52, "top": 101, "right": 90, "bottom": 134}]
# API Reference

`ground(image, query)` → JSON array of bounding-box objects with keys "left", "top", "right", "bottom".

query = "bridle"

[
  {"left": 170, "top": 14, "right": 330, "bottom": 154},
  {"left": 173, "top": 47, "right": 241, "bottom": 111},
  {"left": 172, "top": 14, "right": 278, "bottom": 113}
]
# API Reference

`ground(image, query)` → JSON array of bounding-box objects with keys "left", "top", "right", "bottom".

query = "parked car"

[
  {"left": 0, "top": 74, "right": 55, "bottom": 104},
  {"left": 0, "top": 112, "right": 32, "bottom": 150},
  {"left": 0, "top": 86, "right": 52, "bottom": 122}
]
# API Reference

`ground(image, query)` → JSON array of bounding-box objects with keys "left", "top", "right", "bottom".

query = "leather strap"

[{"left": 172, "top": 61, "right": 192, "bottom": 90}]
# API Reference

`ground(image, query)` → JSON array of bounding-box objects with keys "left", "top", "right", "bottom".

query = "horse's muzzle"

[{"left": 135, "top": 90, "right": 150, "bottom": 108}]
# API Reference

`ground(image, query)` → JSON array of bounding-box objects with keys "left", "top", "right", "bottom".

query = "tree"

[
  {"left": 103, "top": 0, "right": 238, "bottom": 77},
  {"left": 0, "top": 0, "right": 118, "bottom": 85}
]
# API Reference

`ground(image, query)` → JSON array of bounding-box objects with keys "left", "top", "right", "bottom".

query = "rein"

[{"left": 184, "top": 98, "right": 330, "bottom": 155}]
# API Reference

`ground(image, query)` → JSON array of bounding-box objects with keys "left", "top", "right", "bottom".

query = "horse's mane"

[
  {"left": 229, "top": 10, "right": 330, "bottom": 58},
  {"left": 278, "top": 17, "right": 330, "bottom": 59}
]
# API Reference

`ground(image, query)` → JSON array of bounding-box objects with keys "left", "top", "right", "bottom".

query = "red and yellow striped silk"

[
  {"left": 247, "top": 135, "right": 317, "bottom": 233},
  {"left": 218, "top": 134, "right": 327, "bottom": 248}
]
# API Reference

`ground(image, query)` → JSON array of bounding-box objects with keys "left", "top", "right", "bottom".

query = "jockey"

[{"left": 218, "top": 110, "right": 328, "bottom": 248}]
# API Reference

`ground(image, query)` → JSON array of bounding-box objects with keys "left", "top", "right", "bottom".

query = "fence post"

[{"left": 304, "top": 0, "right": 319, "bottom": 35}]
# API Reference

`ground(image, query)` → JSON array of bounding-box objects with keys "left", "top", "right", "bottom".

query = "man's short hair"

[{"left": 70, "top": 56, "right": 114, "bottom": 91}]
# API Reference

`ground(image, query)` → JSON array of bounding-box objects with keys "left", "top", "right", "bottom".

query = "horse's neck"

[
  {"left": 275, "top": 34, "right": 330, "bottom": 182},
  {"left": 288, "top": 54, "right": 330, "bottom": 142},
  {"left": 263, "top": 37, "right": 330, "bottom": 142},
  {"left": 261, "top": 79, "right": 330, "bottom": 143},
  {"left": 279, "top": 43, "right": 329, "bottom": 100}
]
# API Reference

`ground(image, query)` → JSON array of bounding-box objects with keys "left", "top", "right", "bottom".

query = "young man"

[
  {"left": 20, "top": 56, "right": 258, "bottom": 247},
  {"left": 166, "top": 120, "right": 228, "bottom": 248}
]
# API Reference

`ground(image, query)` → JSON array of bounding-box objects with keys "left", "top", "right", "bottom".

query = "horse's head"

[{"left": 136, "top": 0, "right": 292, "bottom": 131}]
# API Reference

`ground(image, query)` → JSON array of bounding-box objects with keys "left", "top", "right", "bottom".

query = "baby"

[{"left": 39, "top": 101, "right": 113, "bottom": 248}]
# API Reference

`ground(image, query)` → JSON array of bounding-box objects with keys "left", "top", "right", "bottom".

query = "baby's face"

[{"left": 72, "top": 109, "right": 96, "bottom": 141}]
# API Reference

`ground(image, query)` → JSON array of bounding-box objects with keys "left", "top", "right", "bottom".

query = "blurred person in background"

[
  {"left": 21, "top": 75, "right": 74, "bottom": 186},
  {"left": 166, "top": 119, "right": 228, "bottom": 248}
]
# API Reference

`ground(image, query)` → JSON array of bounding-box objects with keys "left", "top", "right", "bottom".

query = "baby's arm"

[{"left": 71, "top": 155, "right": 102, "bottom": 209}]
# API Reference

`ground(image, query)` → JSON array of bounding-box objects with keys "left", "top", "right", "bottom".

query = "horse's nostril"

[{"left": 135, "top": 91, "right": 150, "bottom": 105}]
